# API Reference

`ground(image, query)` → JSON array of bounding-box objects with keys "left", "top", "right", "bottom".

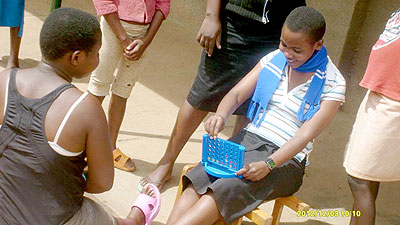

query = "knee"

[{"left": 347, "top": 176, "right": 374, "bottom": 199}]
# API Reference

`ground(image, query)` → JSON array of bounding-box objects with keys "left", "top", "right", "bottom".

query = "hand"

[
  {"left": 235, "top": 161, "right": 270, "bottom": 181},
  {"left": 121, "top": 37, "right": 133, "bottom": 51},
  {"left": 197, "top": 15, "right": 222, "bottom": 57},
  {"left": 123, "top": 39, "right": 148, "bottom": 61},
  {"left": 204, "top": 114, "right": 225, "bottom": 139}
]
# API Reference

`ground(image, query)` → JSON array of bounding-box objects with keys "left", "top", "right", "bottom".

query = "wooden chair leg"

[
  {"left": 271, "top": 199, "right": 284, "bottom": 225},
  {"left": 245, "top": 208, "right": 273, "bottom": 225},
  {"left": 271, "top": 196, "right": 310, "bottom": 225},
  {"left": 174, "top": 164, "right": 197, "bottom": 204}
]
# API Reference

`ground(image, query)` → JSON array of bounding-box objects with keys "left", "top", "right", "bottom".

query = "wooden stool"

[{"left": 175, "top": 164, "right": 310, "bottom": 225}]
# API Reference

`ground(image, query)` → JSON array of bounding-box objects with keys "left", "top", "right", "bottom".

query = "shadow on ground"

[{"left": 0, "top": 56, "right": 39, "bottom": 69}]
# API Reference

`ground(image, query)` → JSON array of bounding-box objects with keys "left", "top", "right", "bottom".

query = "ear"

[
  {"left": 314, "top": 39, "right": 324, "bottom": 50},
  {"left": 70, "top": 50, "right": 83, "bottom": 66}
]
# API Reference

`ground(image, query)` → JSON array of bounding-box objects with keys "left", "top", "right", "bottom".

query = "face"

[
  {"left": 279, "top": 25, "right": 323, "bottom": 69},
  {"left": 75, "top": 31, "right": 102, "bottom": 78}
]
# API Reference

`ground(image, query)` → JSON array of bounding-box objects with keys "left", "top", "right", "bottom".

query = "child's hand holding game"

[
  {"left": 235, "top": 161, "right": 270, "bottom": 181},
  {"left": 204, "top": 114, "right": 226, "bottom": 139}
]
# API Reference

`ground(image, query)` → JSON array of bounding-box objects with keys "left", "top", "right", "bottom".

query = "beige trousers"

[{"left": 88, "top": 17, "right": 149, "bottom": 98}]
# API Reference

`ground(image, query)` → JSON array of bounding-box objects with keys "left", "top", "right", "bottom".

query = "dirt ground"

[{"left": 0, "top": 0, "right": 399, "bottom": 224}]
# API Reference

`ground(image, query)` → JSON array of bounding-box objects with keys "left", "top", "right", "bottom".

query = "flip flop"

[
  {"left": 113, "top": 148, "right": 136, "bottom": 172},
  {"left": 138, "top": 176, "right": 164, "bottom": 192},
  {"left": 132, "top": 184, "right": 161, "bottom": 225}
]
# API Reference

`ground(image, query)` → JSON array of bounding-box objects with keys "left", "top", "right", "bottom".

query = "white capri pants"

[{"left": 88, "top": 17, "right": 149, "bottom": 98}]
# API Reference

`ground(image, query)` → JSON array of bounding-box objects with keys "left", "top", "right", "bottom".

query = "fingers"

[
  {"left": 124, "top": 40, "right": 144, "bottom": 61},
  {"left": 198, "top": 34, "right": 205, "bottom": 47},
  {"left": 204, "top": 115, "right": 225, "bottom": 139},
  {"left": 197, "top": 33, "right": 217, "bottom": 57},
  {"left": 123, "top": 53, "right": 141, "bottom": 61},
  {"left": 235, "top": 165, "right": 250, "bottom": 176},
  {"left": 126, "top": 39, "right": 139, "bottom": 51},
  {"left": 237, "top": 162, "right": 270, "bottom": 181},
  {"left": 216, "top": 32, "right": 222, "bottom": 50},
  {"left": 205, "top": 38, "right": 215, "bottom": 57}
]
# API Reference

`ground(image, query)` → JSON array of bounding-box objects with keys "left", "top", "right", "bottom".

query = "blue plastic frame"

[{"left": 201, "top": 134, "right": 245, "bottom": 178}]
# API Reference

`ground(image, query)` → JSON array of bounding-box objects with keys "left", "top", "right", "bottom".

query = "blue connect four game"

[{"left": 201, "top": 134, "right": 245, "bottom": 178}]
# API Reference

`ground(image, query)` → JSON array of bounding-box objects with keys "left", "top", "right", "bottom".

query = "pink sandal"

[{"left": 132, "top": 184, "right": 161, "bottom": 225}]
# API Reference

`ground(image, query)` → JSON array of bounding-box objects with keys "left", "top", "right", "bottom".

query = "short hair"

[
  {"left": 40, "top": 7, "right": 100, "bottom": 60},
  {"left": 284, "top": 6, "right": 326, "bottom": 43}
]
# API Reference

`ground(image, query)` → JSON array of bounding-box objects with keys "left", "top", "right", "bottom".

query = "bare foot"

[{"left": 140, "top": 163, "right": 172, "bottom": 190}]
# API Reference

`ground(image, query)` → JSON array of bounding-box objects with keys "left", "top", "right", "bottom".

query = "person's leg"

[
  {"left": 347, "top": 175, "right": 380, "bottom": 225},
  {"left": 7, "top": 27, "right": 22, "bottom": 69},
  {"left": 108, "top": 94, "right": 127, "bottom": 149},
  {"left": 166, "top": 184, "right": 201, "bottom": 225},
  {"left": 106, "top": 93, "right": 135, "bottom": 171},
  {"left": 232, "top": 115, "right": 250, "bottom": 136},
  {"left": 142, "top": 100, "right": 208, "bottom": 189},
  {"left": 167, "top": 189, "right": 220, "bottom": 225}
]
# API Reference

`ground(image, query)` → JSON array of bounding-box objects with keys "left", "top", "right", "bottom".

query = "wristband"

[{"left": 264, "top": 158, "right": 276, "bottom": 171}]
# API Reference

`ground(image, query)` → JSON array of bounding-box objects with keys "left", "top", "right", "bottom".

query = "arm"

[
  {"left": 236, "top": 100, "right": 342, "bottom": 181},
  {"left": 124, "top": 10, "right": 165, "bottom": 61},
  {"left": 103, "top": 13, "right": 132, "bottom": 50},
  {"left": 83, "top": 95, "right": 114, "bottom": 193},
  {"left": 205, "top": 62, "right": 263, "bottom": 138},
  {"left": 197, "top": 0, "right": 222, "bottom": 57}
]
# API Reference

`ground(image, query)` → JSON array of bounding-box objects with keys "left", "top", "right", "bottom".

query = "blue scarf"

[{"left": 247, "top": 46, "right": 328, "bottom": 126}]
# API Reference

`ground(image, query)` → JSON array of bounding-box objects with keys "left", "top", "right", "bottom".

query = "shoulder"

[
  {"left": 260, "top": 49, "right": 281, "bottom": 66},
  {"left": 325, "top": 56, "right": 346, "bottom": 86},
  {"left": 0, "top": 69, "right": 12, "bottom": 84},
  {"left": 61, "top": 89, "right": 106, "bottom": 125},
  {"left": 77, "top": 91, "right": 105, "bottom": 118}
]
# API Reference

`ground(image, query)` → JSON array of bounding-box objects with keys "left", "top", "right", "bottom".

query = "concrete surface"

[{"left": 0, "top": 0, "right": 399, "bottom": 224}]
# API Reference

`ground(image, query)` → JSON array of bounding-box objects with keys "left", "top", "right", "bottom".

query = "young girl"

[
  {"left": 168, "top": 6, "right": 346, "bottom": 225},
  {"left": 0, "top": 8, "right": 160, "bottom": 225},
  {"left": 344, "top": 8, "right": 400, "bottom": 225},
  {"left": 88, "top": 0, "right": 170, "bottom": 172},
  {"left": 0, "top": 0, "right": 25, "bottom": 68}
]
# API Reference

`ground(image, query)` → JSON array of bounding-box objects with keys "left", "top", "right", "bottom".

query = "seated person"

[
  {"left": 0, "top": 8, "right": 160, "bottom": 225},
  {"left": 167, "top": 6, "right": 346, "bottom": 225}
]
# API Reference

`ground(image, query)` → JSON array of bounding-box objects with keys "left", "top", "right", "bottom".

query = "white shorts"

[{"left": 88, "top": 17, "right": 149, "bottom": 98}]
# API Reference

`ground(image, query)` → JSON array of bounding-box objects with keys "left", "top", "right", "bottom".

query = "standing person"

[
  {"left": 168, "top": 6, "right": 346, "bottom": 225},
  {"left": 88, "top": 0, "right": 170, "bottom": 172},
  {"left": 141, "top": 0, "right": 306, "bottom": 190},
  {"left": 0, "top": 0, "right": 25, "bottom": 68},
  {"left": 343, "top": 8, "right": 400, "bottom": 225},
  {"left": 0, "top": 8, "right": 161, "bottom": 225}
]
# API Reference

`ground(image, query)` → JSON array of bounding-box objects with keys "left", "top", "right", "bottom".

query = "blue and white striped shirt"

[{"left": 245, "top": 50, "right": 346, "bottom": 164}]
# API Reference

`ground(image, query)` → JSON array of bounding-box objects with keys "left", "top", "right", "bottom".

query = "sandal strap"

[{"left": 113, "top": 148, "right": 131, "bottom": 170}]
